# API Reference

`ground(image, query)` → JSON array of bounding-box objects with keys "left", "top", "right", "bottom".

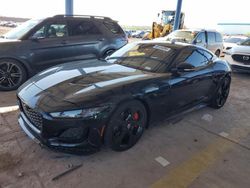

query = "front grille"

[
  {"left": 232, "top": 54, "right": 250, "bottom": 64},
  {"left": 21, "top": 102, "right": 43, "bottom": 130}
]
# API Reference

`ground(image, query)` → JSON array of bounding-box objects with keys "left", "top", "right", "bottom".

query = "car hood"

[
  {"left": 230, "top": 45, "right": 250, "bottom": 55},
  {"left": 18, "top": 59, "right": 164, "bottom": 112}
]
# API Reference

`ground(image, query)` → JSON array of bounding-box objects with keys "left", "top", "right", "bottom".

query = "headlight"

[{"left": 50, "top": 106, "right": 110, "bottom": 119}]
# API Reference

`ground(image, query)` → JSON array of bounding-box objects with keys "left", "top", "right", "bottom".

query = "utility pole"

[
  {"left": 65, "top": 0, "right": 73, "bottom": 15},
  {"left": 173, "top": 0, "right": 183, "bottom": 31}
]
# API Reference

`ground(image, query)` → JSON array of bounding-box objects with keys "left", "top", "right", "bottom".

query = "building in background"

[{"left": 217, "top": 23, "right": 250, "bottom": 35}]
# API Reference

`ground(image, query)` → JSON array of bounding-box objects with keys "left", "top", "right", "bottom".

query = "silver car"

[
  {"left": 159, "top": 29, "right": 223, "bottom": 57},
  {"left": 224, "top": 38, "right": 250, "bottom": 73}
]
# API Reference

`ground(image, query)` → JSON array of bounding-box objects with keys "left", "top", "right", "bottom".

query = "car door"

[
  {"left": 207, "top": 32, "right": 218, "bottom": 53},
  {"left": 65, "top": 18, "right": 104, "bottom": 60},
  {"left": 167, "top": 48, "right": 215, "bottom": 111},
  {"left": 28, "top": 20, "right": 70, "bottom": 72}
]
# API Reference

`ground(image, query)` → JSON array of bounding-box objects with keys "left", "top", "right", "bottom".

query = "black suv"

[{"left": 0, "top": 15, "right": 128, "bottom": 91}]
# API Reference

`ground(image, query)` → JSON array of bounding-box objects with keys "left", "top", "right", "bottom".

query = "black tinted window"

[
  {"left": 32, "top": 22, "right": 68, "bottom": 38},
  {"left": 103, "top": 21, "right": 123, "bottom": 34},
  {"left": 69, "top": 20, "right": 101, "bottom": 36},
  {"left": 182, "top": 49, "right": 209, "bottom": 68},
  {"left": 215, "top": 32, "right": 223, "bottom": 42},
  {"left": 207, "top": 32, "right": 216, "bottom": 44}
]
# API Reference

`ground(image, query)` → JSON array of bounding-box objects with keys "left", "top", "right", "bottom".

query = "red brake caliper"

[{"left": 133, "top": 112, "right": 140, "bottom": 129}]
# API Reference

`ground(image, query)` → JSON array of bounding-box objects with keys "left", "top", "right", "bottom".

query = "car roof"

[{"left": 51, "top": 15, "right": 114, "bottom": 22}]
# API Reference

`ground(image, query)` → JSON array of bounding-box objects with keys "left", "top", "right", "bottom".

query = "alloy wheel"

[{"left": 0, "top": 61, "right": 23, "bottom": 90}]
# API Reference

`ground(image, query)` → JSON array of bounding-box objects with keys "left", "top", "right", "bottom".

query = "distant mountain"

[{"left": 0, "top": 16, "right": 29, "bottom": 22}]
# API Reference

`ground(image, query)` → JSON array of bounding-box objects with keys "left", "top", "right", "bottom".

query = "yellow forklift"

[{"left": 144, "top": 10, "right": 185, "bottom": 40}]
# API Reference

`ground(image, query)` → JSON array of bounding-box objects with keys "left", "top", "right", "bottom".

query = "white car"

[
  {"left": 223, "top": 36, "right": 248, "bottom": 54},
  {"left": 224, "top": 38, "right": 250, "bottom": 73}
]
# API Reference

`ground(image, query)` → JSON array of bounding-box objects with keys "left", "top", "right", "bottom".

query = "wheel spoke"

[
  {"left": 10, "top": 72, "right": 21, "bottom": 78},
  {"left": 113, "top": 127, "right": 129, "bottom": 146},
  {"left": 7, "top": 78, "right": 15, "bottom": 87},
  {"left": 7, "top": 63, "right": 14, "bottom": 73},
  {"left": 0, "top": 69, "right": 5, "bottom": 75},
  {"left": 0, "top": 76, "right": 5, "bottom": 84},
  {"left": 128, "top": 133, "right": 138, "bottom": 146}
]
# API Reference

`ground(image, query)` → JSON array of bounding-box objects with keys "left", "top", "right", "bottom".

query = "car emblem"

[{"left": 243, "top": 56, "right": 250, "bottom": 61}]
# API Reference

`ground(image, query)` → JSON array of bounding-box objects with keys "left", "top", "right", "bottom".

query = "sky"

[{"left": 0, "top": 0, "right": 249, "bottom": 29}]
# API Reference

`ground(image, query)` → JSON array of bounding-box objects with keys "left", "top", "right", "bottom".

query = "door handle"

[{"left": 98, "top": 38, "right": 105, "bottom": 41}]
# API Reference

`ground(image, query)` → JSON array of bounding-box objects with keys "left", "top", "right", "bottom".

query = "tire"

[
  {"left": 103, "top": 49, "right": 115, "bottom": 59},
  {"left": 104, "top": 100, "right": 147, "bottom": 151},
  {"left": 210, "top": 76, "right": 231, "bottom": 109},
  {"left": 215, "top": 50, "right": 220, "bottom": 57},
  {"left": 0, "top": 59, "right": 27, "bottom": 91}
]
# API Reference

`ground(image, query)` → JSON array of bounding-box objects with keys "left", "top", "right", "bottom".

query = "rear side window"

[
  {"left": 207, "top": 32, "right": 216, "bottom": 44},
  {"left": 183, "top": 49, "right": 210, "bottom": 68},
  {"left": 215, "top": 32, "right": 223, "bottom": 42},
  {"left": 103, "top": 21, "right": 123, "bottom": 34},
  {"left": 69, "top": 20, "right": 101, "bottom": 36}
]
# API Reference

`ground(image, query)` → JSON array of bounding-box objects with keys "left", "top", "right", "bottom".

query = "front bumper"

[
  {"left": 224, "top": 54, "right": 250, "bottom": 73},
  {"left": 18, "top": 111, "right": 104, "bottom": 154}
]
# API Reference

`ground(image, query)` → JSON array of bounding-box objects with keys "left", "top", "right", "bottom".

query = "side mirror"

[
  {"left": 194, "top": 39, "right": 202, "bottom": 44},
  {"left": 171, "top": 62, "right": 195, "bottom": 73}
]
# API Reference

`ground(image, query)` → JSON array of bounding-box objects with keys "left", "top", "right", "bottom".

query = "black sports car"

[{"left": 17, "top": 41, "right": 231, "bottom": 154}]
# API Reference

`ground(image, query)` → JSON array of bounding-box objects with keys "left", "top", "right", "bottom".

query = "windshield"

[
  {"left": 162, "top": 11, "right": 175, "bottom": 25},
  {"left": 224, "top": 37, "right": 246, "bottom": 43},
  {"left": 106, "top": 43, "right": 177, "bottom": 73},
  {"left": 240, "top": 39, "right": 250, "bottom": 46},
  {"left": 165, "top": 30, "right": 198, "bottom": 43},
  {"left": 3, "top": 19, "right": 42, "bottom": 39}
]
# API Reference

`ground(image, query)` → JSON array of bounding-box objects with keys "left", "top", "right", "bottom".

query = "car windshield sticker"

[
  {"left": 153, "top": 45, "right": 171, "bottom": 52},
  {"left": 128, "top": 51, "right": 145, "bottom": 56}
]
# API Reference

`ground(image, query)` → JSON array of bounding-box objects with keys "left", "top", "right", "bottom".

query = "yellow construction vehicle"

[{"left": 144, "top": 10, "right": 185, "bottom": 40}]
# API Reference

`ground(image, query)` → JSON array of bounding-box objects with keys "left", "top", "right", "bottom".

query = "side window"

[
  {"left": 32, "top": 22, "right": 68, "bottom": 38},
  {"left": 207, "top": 32, "right": 216, "bottom": 44},
  {"left": 196, "top": 32, "right": 206, "bottom": 44},
  {"left": 215, "top": 32, "right": 223, "bottom": 42},
  {"left": 202, "top": 50, "right": 213, "bottom": 60},
  {"left": 69, "top": 20, "right": 101, "bottom": 36},
  {"left": 185, "top": 49, "right": 209, "bottom": 68},
  {"left": 103, "top": 21, "right": 123, "bottom": 34}
]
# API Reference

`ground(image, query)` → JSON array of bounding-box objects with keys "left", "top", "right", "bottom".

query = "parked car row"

[
  {"left": 124, "top": 30, "right": 150, "bottom": 38},
  {"left": 0, "top": 21, "right": 19, "bottom": 27}
]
